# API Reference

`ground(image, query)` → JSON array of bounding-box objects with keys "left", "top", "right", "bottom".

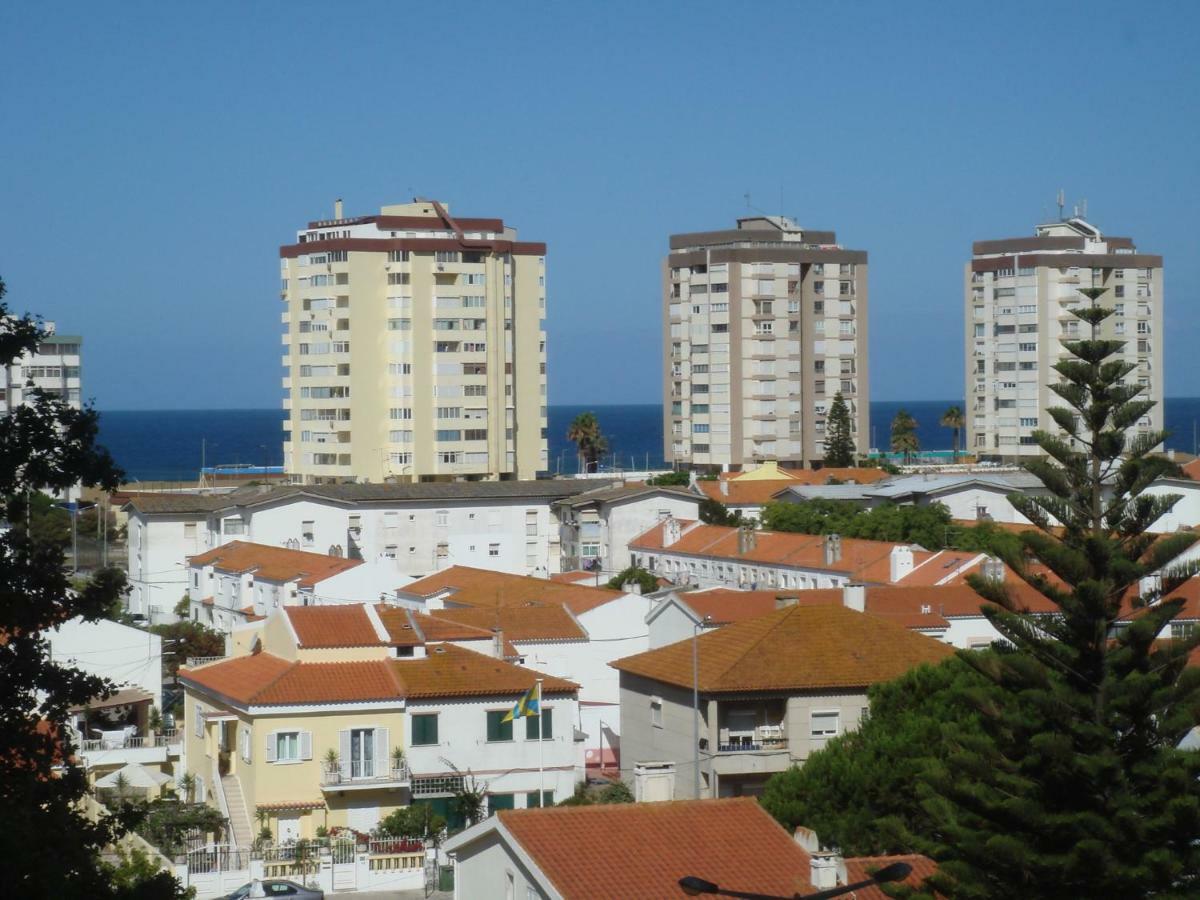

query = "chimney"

[
  {"left": 688, "top": 470, "right": 698, "bottom": 491},
  {"left": 809, "top": 852, "right": 846, "bottom": 890},
  {"left": 842, "top": 583, "right": 865, "bottom": 613},
  {"left": 334, "top": 198, "right": 344, "bottom": 219},
  {"left": 1140, "top": 572, "right": 1162, "bottom": 603},
  {"left": 623, "top": 581, "right": 643, "bottom": 596},
  {"left": 492, "top": 628, "right": 505, "bottom": 658},
  {"left": 775, "top": 594, "right": 799, "bottom": 610},
  {"left": 889, "top": 545, "right": 914, "bottom": 582},
  {"left": 663, "top": 516, "right": 682, "bottom": 548},
  {"left": 737, "top": 525, "right": 757, "bottom": 555},
  {"left": 823, "top": 533, "right": 842, "bottom": 566},
  {"left": 981, "top": 556, "right": 1006, "bottom": 582},
  {"left": 793, "top": 826, "right": 820, "bottom": 854},
  {"left": 720, "top": 477, "right": 729, "bottom": 497}
]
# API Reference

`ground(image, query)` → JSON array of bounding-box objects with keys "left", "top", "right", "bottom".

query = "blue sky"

[{"left": 1, "top": 1, "right": 1197, "bottom": 409}]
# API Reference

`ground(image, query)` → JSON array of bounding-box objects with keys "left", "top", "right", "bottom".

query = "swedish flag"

[{"left": 502, "top": 681, "right": 541, "bottom": 723}]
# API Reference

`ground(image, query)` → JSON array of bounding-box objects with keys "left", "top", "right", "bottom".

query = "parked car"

[{"left": 223, "top": 880, "right": 323, "bottom": 899}]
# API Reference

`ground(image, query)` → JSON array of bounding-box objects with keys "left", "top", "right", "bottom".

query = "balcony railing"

[
  {"left": 320, "top": 761, "right": 411, "bottom": 787},
  {"left": 80, "top": 730, "right": 179, "bottom": 752}
]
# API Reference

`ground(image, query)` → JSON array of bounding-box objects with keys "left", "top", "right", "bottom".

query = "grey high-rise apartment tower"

[
  {"left": 663, "top": 216, "right": 869, "bottom": 471},
  {"left": 966, "top": 216, "right": 1164, "bottom": 461}
]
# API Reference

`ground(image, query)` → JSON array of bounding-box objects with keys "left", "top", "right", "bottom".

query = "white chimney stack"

[
  {"left": 809, "top": 853, "right": 846, "bottom": 890},
  {"left": 823, "top": 534, "right": 842, "bottom": 566},
  {"left": 663, "top": 516, "right": 682, "bottom": 548},
  {"left": 334, "top": 197, "right": 344, "bottom": 219},
  {"left": 720, "top": 478, "right": 729, "bottom": 497},
  {"left": 842, "top": 583, "right": 865, "bottom": 613},
  {"left": 889, "top": 545, "right": 914, "bottom": 583}
]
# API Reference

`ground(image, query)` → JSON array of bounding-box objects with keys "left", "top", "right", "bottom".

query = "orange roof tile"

[
  {"left": 549, "top": 571, "right": 601, "bottom": 585},
  {"left": 613, "top": 604, "right": 954, "bottom": 693},
  {"left": 1182, "top": 458, "right": 1200, "bottom": 481},
  {"left": 398, "top": 565, "right": 623, "bottom": 615},
  {"left": 632, "top": 522, "right": 934, "bottom": 583},
  {"left": 188, "top": 540, "right": 361, "bottom": 587},
  {"left": 676, "top": 589, "right": 783, "bottom": 624},
  {"left": 407, "top": 611, "right": 498, "bottom": 643},
  {"left": 392, "top": 644, "right": 577, "bottom": 698},
  {"left": 696, "top": 480, "right": 803, "bottom": 506},
  {"left": 428, "top": 605, "right": 587, "bottom": 642},
  {"left": 182, "top": 645, "right": 577, "bottom": 706},
  {"left": 495, "top": 798, "right": 814, "bottom": 899},
  {"left": 284, "top": 606, "right": 384, "bottom": 648},
  {"left": 844, "top": 854, "right": 940, "bottom": 899}
]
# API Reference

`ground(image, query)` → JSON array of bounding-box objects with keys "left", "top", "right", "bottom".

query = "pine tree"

[
  {"left": 824, "top": 391, "right": 856, "bottom": 467},
  {"left": 916, "top": 286, "right": 1200, "bottom": 898}
]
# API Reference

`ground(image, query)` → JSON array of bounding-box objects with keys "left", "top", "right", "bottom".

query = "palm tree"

[
  {"left": 178, "top": 772, "right": 196, "bottom": 805},
  {"left": 890, "top": 408, "right": 920, "bottom": 464},
  {"left": 566, "top": 411, "right": 609, "bottom": 473},
  {"left": 940, "top": 405, "right": 964, "bottom": 462}
]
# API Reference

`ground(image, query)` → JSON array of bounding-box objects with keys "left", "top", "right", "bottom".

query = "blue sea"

[{"left": 97, "top": 400, "right": 1200, "bottom": 483}]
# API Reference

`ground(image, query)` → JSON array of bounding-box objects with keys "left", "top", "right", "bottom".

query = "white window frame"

[{"left": 810, "top": 710, "right": 840, "bottom": 738}]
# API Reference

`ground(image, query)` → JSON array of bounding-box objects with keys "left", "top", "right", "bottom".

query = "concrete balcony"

[
  {"left": 79, "top": 731, "right": 181, "bottom": 768},
  {"left": 320, "top": 762, "right": 411, "bottom": 792}
]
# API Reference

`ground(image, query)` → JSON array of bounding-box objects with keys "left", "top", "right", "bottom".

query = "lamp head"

[{"left": 679, "top": 875, "right": 718, "bottom": 896}]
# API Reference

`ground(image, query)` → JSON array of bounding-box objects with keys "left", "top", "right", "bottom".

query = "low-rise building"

[
  {"left": 695, "top": 465, "right": 891, "bottom": 520},
  {"left": 613, "top": 604, "right": 954, "bottom": 799},
  {"left": 180, "top": 642, "right": 580, "bottom": 848},
  {"left": 553, "top": 483, "right": 700, "bottom": 575},
  {"left": 445, "top": 797, "right": 817, "bottom": 900}
]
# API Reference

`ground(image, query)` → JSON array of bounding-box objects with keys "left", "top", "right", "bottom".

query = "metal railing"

[
  {"left": 80, "top": 731, "right": 179, "bottom": 752},
  {"left": 320, "top": 761, "right": 411, "bottom": 786},
  {"left": 186, "top": 656, "right": 226, "bottom": 668}
]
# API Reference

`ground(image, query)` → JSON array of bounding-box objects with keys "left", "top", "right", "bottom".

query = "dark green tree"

[
  {"left": 566, "top": 411, "right": 609, "bottom": 473},
  {"left": 699, "top": 497, "right": 742, "bottom": 526},
  {"left": 824, "top": 391, "right": 856, "bottom": 467},
  {"left": 890, "top": 409, "right": 920, "bottom": 463},
  {"left": 646, "top": 471, "right": 690, "bottom": 486},
  {"left": 760, "top": 499, "right": 952, "bottom": 551},
  {"left": 940, "top": 405, "right": 964, "bottom": 462},
  {"left": 0, "top": 277, "right": 185, "bottom": 897},
  {"left": 606, "top": 566, "right": 658, "bottom": 594},
  {"left": 916, "top": 286, "right": 1200, "bottom": 898},
  {"left": 150, "top": 620, "right": 225, "bottom": 677},
  {"left": 760, "top": 657, "right": 995, "bottom": 856}
]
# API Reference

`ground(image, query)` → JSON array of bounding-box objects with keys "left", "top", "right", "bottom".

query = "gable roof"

[
  {"left": 188, "top": 540, "right": 361, "bottom": 587},
  {"left": 398, "top": 565, "right": 624, "bottom": 615},
  {"left": 428, "top": 605, "right": 587, "bottom": 642},
  {"left": 631, "top": 521, "right": 933, "bottom": 583},
  {"left": 671, "top": 589, "right": 783, "bottom": 625},
  {"left": 283, "top": 605, "right": 384, "bottom": 648},
  {"left": 613, "top": 604, "right": 954, "bottom": 693},
  {"left": 180, "top": 644, "right": 577, "bottom": 706},
  {"left": 216, "top": 479, "right": 597, "bottom": 511},
  {"left": 554, "top": 482, "right": 698, "bottom": 509},
  {"left": 478, "top": 798, "right": 814, "bottom": 899},
  {"left": 844, "top": 854, "right": 940, "bottom": 900},
  {"left": 121, "top": 492, "right": 232, "bottom": 515}
]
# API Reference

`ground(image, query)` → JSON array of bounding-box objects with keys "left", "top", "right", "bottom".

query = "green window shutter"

[
  {"left": 488, "top": 793, "right": 515, "bottom": 816},
  {"left": 486, "top": 710, "right": 513, "bottom": 742},
  {"left": 526, "top": 708, "right": 553, "bottom": 740},
  {"left": 412, "top": 714, "right": 438, "bottom": 746},
  {"left": 525, "top": 790, "right": 554, "bottom": 808}
]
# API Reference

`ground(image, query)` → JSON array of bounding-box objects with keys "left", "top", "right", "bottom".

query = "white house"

[
  {"left": 1145, "top": 475, "right": 1200, "bottom": 533},
  {"left": 552, "top": 483, "right": 700, "bottom": 575}
]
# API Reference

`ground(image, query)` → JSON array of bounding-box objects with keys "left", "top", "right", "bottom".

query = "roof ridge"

[
  {"left": 706, "top": 606, "right": 795, "bottom": 690},
  {"left": 245, "top": 655, "right": 299, "bottom": 703}
]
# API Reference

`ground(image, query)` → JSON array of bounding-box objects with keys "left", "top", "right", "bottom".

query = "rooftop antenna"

[{"left": 1056, "top": 189, "right": 1065, "bottom": 220}]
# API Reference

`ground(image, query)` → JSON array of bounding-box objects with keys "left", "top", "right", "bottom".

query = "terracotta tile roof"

[
  {"left": 550, "top": 571, "right": 600, "bottom": 585},
  {"left": 284, "top": 606, "right": 384, "bottom": 648},
  {"left": 696, "top": 480, "right": 805, "bottom": 506},
  {"left": 844, "top": 854, "right": 940, "bottom": 899},
  {"left": 408, "top": 611, "right": 498, "bottom": 643},
  {"left": 632, "top": 522, "right": 934, "bottom": 583},
  {"left": 188, "top": 540, "right": 361, "bottom": 587},
  {"left": 428, "top": 605, "right": 587, "bottom": 642},
  {"left": 182, "top": 644, "right": 577, "bottom": 705},
  {"left": 255, "top": 799, "right": 326, "bottom": 811},
  {"left": 1119, "top": 574, "right": 1200, "bottom": 621},
  {"left": 495, "top": 798, "right": 813, "bottom": 899},
  {"left": 719, "top": 466, "right": 890, "bottom": 485},
  {"left": 676, "top": 589, "right": 783, "bottom": 624},
  {"left": 392, "top": 644, "right": 577, "bottom": 698},
  {"left": 398, "top": 565, "right": 623, "bottom": 615},
  {"left": 613, "top": 604, "right": 954, "bottom": 693},
  {"left": 1182, "top": 459, "right": 1200, "bottom": 481}
]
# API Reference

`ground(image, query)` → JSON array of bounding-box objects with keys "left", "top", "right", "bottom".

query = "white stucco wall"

[
  {"left": 47, "top": 617, "right": 162, "bottom": 704},
  {"left": 127, "top": 510, "right": 212, "bottom": 623},
  {"left": 1145, "top": 481, "right": 1200, "bottom": 533},
  {"left": 449, "top": 828, "right": 549, "bottom": 900}
]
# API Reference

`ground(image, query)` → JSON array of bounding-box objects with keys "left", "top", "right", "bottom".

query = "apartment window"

[
  {"left": 1018, "top": 343, "right": 1036, "bottom": 352},
  {"left": 437, "top": 406, "right": 461, "bottom": 419},
  {"left": 435, "top": 510, "right": 449, "bottom": 527},
  {"left": 489, "top": 543, "right": 500, "bottom": 557},
  {"left": 436, "top": 430, "right": 461, "bottom": 441},
  {"left": 526, "top": 708, "right": 553, "bottom": 740},
  {"left": 272, "top": 731, "right": 304, "bottom": 762},
  {"left": 486, "top": 710, "right": 514, "bottom": 742},
  {"left": 411, "top": 714, "right": 439, "bottom": 746},
  {"left": 389, "top": 408, "right": 412, "bottom": 420},
  {"left": 525, "top": 511, "right": 538, "bottom": 537},
  {"left": 1019, "top": 417, "right": 1038, "bottom": 427},
  {"left": 222, "top": 517, "right": 245, "bottom": 535},
  {"left": 387, "top": 318, "right": 411, "bottom": 331},
  {"left": 439, "top": 451, "right": 460, "bottom": 464},
  {"left": 711, "top": 324, "right": 728, "bottom": 333},
  {"left": 811, "top": 711, "right": 840, "bottom": 738},
  {"left": 301, "top": 521, "right": 314, "bottom": 546},
  {"left": 387, "top": 273, "right": 410, "bottom": 285},
  {"left": 436, "top": 250, "right": 460, "bottom": 263},
  {"left": 464, "top": 429, "right": 487, "bottom": 441},
  {"left": 387, "top": 250, "right": 410, "bottom": 262},
  {"left": 526, "top": 791, "right": 555, "bottom": 809}
]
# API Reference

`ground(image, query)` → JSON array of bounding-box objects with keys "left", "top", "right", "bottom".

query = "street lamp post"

[{"left": 692, "top": 614, "right": 712, "bottom": 798}]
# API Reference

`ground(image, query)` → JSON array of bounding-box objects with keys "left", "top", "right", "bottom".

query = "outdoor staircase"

[{"left": 221, "top": 773, "right": 253, "bottom": 850}]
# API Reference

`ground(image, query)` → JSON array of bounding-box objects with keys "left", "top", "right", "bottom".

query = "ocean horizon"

[{"left": 96, "top": 399, "right": 1200, "bottom": 483}]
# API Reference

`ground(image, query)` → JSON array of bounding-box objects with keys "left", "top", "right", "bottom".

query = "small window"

[
  {"left": 489, "top": 543, "right": 500, "bottom": 557},
  {"left": 487, "top": 710, "right": 514, "bottom": 742},
  {"left": 810, "top": 711, "right": 840, "bottom": 738},
  {"left": 275, "top": 731, "right": 301, "bottom": 761},
  {"left": 525, "top": 790, "right": 555, "bottom": 808},
  {"left": 412, "top": 713, "right": 439, "bottom": 746},
  {"left": 526, "top": 708, "right": 553, "bottom": 740},
  {"left": 650, "top": 697, "right": 663, "bottom": 728},
  {"left": 435, "top": 509, "right": 449, "bottom": 527}
]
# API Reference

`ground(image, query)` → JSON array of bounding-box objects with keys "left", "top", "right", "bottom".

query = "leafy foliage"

[
  {"left": 699, "top": 497, "right": 742, "bottom": 526},
  {"left": 150, "top": 620, "right": 225, "bottom": 677},
  {"left": 646, "top": 471, "right": 690, "bottom": 486},
  {"left": 760, "top": 657, "right": 995, "bottom": 856},
  {"left": 376, "top": 804, "right": 446, "bottom": 841},
  {"left": 760, "top": 499, "right": 952, "bottom": 550},
  {"left": 824, "top": 391, "right": 856, "bottom": 467},
  {"left": 606, "top": 566, "right": 659, "bottom": 594},
  {"left": 0, "top": 277, "right": 184, "bottom": 897},
  {"left": 566, "top": 412, "right": 609, "bottom": 473},
  {"left": 558, "top": 779, "right": 635, "bottom": 806},
  {"left": 912, "top": 287, "right": 1200, "bottom": 898},
  {"left": 890, "top": 409, "right": 920, "bottom": 462},
  {"left": 101, "top": 848, "right": 193, "bottom": 899},
  {"left": 135, "top": 800, "right": 226, "bottom": 859}
]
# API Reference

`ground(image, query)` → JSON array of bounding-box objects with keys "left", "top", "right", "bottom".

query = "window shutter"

[
  {"left": 300, "top": 731, "right": 313, "bottom": 761},
  {"left": 375, "top": 727, "right": 389, "bottom": 772},
  {"left": 242, "top": 727, "right": 252, "bottom": 763},
  {"left": 339, "top": 730, "right": 351, "bottom": 777},
  {"left": 195, "top": 706, "right": 204, "bottom": 739},
  {"left": 265, "top": 731, "right": 276, "bottom": 763}
]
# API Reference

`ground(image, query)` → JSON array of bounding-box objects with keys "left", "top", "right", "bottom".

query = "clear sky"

[{"left": 2, "top": 1, "right": 1197, "bottom": 409}]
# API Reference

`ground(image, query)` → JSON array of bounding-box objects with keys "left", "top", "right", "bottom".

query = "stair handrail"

[{"left": 210, "top": 760, "right": 241, "bottom": 849}]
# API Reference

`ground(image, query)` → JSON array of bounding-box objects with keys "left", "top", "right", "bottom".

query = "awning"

[
  {"left": 70, "top": 687, "right": 155, "bottom": 713},
  {"left": 95, "top": 763, "right": 173, "bottom": 789}
]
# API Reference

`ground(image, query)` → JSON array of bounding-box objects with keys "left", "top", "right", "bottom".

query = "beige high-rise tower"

[
  {"left": 280, "top": 200, "right": 548, "bottom": 483},
  {"left": 966, "top": 216, "right": 1163, "bottom": 461},
  {"left": 663, "top": 216, "right": 869, "bottom": 471}
]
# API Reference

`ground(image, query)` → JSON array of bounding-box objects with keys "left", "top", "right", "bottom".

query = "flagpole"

[{"left": 536, "top": 678, "right": 544, "bottom": 806}]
